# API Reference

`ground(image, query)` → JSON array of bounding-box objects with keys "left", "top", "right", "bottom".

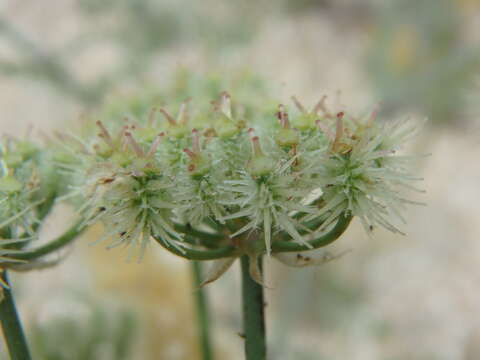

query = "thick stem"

[
  {"left": 191, "top": 262, "right": 214, "bottom": 360},
  {"left": 0, "top": 271, "right": 32, "bottom": 360},
  {"left": 240, "top": 256, "right": 266, "bottom": 360}
]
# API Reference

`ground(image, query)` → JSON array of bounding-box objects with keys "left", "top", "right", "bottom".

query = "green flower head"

[{"left": 55, "top": 91, "right": 424, "bottom": 281}]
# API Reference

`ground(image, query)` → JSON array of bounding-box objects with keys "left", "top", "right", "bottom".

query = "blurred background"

[{"left": 1, "top": 0, "right": 480, "bottom": 359}]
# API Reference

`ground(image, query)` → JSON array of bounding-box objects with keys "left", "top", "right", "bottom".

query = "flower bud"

[
  {"left": 183, "top": 129, "right": 210, "bottom": 178},
  {"left": 213, "top": 92, "right": 242, "bottom": 139},
  {"left": 247, "top": 130, "right": 274, "bottom": 176},
  {"left": 290, "top": 95, "right": 333, "bottom": 130},
  {"left": 274, "top": 105, "right": 299, "bottom": 147},
  {"left": 160, "top": 102, "right": 190, "bottom": 139}
]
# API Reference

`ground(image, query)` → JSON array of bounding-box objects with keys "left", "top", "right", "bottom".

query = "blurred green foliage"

[
  {"left": 94, "top": 68, "right": 270, "bottom": 130},
  {"left": 29, "top": 299, "right": 136, "bottom": 360},
  {"left": 0, "top": 0, "right": 263, "bottom": 107},
  {"left": 366, "top": 0, "right": 480, "bottom": 125},
  {"left": 270, "top": 266, "right": 366, "bottom": 359}
]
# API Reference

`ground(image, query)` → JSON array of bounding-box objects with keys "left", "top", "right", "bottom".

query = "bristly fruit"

[{"left": 53, "top": 91, "right": 424, "bottom": 281}]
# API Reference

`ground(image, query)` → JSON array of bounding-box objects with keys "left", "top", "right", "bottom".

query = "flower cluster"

[
  {"left": 0, "top": 138, "right": 57, "bottom": 287},
  {"left": 53, "top": 91, "right": 423, "bottom": 275},
  {"left": 1, "top": 140, "right": 40, "bottom": 234}
]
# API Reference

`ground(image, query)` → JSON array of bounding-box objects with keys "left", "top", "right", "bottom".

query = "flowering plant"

[{"left": 0, "top": 89, "right": 423, "bottom": 360}]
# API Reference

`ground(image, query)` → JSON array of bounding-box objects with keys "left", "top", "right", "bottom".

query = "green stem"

[
  {"left": 11, "top": 220, "right": 85, "bottom": 261},
  {"left": 191, "top": 262, "right": 214, "bottom": 360},
  {"left": 0, "top": 271, "right": 32, "bottom": 360},
  {"left": 202, "top": 218, "right": 224, "bottom": 232},
  {"left": 18, "top": 193, "right": 56, "bottom": 245},
  {"left": 240, "top": 256, "right": 266, "bottom": 360},
  {"left": 157, "top": 214, "right": 353, "bottom": 261},
  {"left": 174, "top": 223, "right": 224, "bottom": 243},
  {"left": 154, "top": 236, "right": 238, "bottom": 261},
  {"left": 35, "top": 193, "right": 57, "bottom": 226},
  {"left": 174, "top": 224, "right": 224, "bottom": 249},
  {"left": 272, "top": 213, "right": 353, "bottom": 253}
]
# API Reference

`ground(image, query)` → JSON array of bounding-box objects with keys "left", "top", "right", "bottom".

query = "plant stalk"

[
  {"left": 191, "top": 261, "right": 214, "bottom": 360},
  {"left": 0, "top": 271, "right": 32, "bottom": 360},
  {"left": 240, "top": 256, "right": 266, "bottom": 360}
]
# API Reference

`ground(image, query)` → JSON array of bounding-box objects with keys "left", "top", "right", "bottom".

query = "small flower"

[
  {"left": 0, "top": 140, "right": 42, "bottom": 239},
  {"left": 309, "top": 109, "right": 424, "bottom": 234},
  {"left": 290, "top": 95, "right": 333, "bottom": 131},
  {"left": 174, "top": 129, "right": 225, "bottom": 225},
  {"left": 212, "top": 92, "right": 244, "bottom": 138},
  {"left": 78, "top": 130, "right": 184, "bottom": 260},
  {"left": 220, "top": 130, "right": 315, "bottom": 255},
  {"left": 274, "top": 105, "right": 299, "bottom": 148},
  {"left": 0, "top": 139, "right": 54, "bottom": 291},
  {"left": 159, "top": 100, "right": 191, "bottom": 139}
]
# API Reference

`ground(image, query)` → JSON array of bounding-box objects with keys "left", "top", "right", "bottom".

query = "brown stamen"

[
  {"left": 277, "top": 104, "right": 290, "bottom": 129},
  {"left": 291, "top": 96, "right": 306, "bottom": 113},
  {"left": 159, "top": 108, "right": 176, "bottom": 125},
  {"left": 124, "top": 132, "right": 144, "bottom": 157},
  {"left": 315, "top": 119, "right": 335, "bottom": 141},
  {"left": 313, "top": 95, "right": 334, "bottom": 118},
  {"left": 146, "top": 133, "right": 164, "bottom": 158},
  {"left": 183, "top": 148, "right": 196, "bottom": 160},
  {"left": 191, "top": 128, "right": 201, "bottom": 154},
  {"left": 96, "top": 121, "right": 114, "bottom": 147},
  {"left": 250, "top": 136, "right": 263, "bottom": 157},
  {"left": 332, "top": 112, "right": 345, "bottom": 152}
]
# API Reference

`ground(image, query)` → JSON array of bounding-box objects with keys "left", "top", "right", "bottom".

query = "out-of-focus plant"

[
  {"left": 365, "top": 0, "right": 480, "bottom": 125},
  {"left": 0, "top": 1, "right": 263, "bottom": 107},
  {"left": 29, "top": 298, "right": 135, "bottom": 360},
  {"left": 0, "top": 136, "right": 79, "bottom": 360},
  {"left": 278, "top": 0, "right": 371, "bottom": 23},
  {"left": 97, "top": 69, "right": 270, "bottom": 126}
]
